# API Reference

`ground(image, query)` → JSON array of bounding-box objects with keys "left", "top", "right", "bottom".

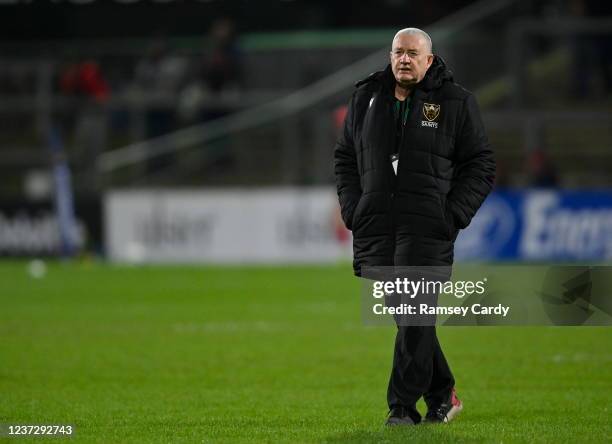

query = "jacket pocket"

[{"left": 351, "top": 196, "right": 366, "bottom": 232}]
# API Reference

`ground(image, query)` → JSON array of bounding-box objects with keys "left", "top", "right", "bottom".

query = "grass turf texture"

[{"left": 0, "top": 261, "right": 610, "bottom": 443}]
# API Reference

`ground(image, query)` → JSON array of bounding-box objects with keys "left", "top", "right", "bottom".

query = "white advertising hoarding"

[{"left": 105, "top": 188, "right": 352, "bottom": 263}]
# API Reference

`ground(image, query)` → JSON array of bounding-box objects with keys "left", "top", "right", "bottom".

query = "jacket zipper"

[
  {"left": 391, "top": 97, "right": 411, "bottom": 253},
  {"left": 391, "top": 100, "right": 406, "bottom": 250}
]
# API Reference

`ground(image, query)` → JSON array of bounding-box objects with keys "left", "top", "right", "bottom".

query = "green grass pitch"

[{"left": 1, "top": 261, "right": 611, "bottom": 443}]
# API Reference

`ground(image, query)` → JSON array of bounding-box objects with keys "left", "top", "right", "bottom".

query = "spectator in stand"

[
  {"left": 204, "top": 18, "right": 244, "bottom": 97},
  {"left": 179, "top": 18, "right": 244, "bottom": 123},
  {"left": 134, "top": 37, "right": 188, "bottom": 138},
  {"left": 59, "top": 61, "right": 110, "bottom": 102},
  {"left": 58, "top": 60, "right": 110, "bottom": 190},
  {"left": 134, "top": 37, "right": 189, "bottom": 174}
]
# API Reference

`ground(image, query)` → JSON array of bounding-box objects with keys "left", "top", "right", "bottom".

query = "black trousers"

[{"left": 386, "top": 325, "right": 455, "bottom": 423}]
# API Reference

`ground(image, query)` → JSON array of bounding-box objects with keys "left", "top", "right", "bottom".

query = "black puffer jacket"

[{"left": 334, "top": 56, "right": 495, "bottom": 275}]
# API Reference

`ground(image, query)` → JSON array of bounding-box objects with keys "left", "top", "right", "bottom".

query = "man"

[{"left": 334, "top": 28, "right": 495, "bottom": 426}]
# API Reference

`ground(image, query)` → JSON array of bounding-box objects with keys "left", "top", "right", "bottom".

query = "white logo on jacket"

[{"left": 422, "top": 102, "right": 440, "bottom": 128}]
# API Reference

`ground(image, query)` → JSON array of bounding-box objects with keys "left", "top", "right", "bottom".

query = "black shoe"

[
  {"left": 385, "top": 406, "right": 418, "bottom": 426},
  {"left": 424, "top": 388, "right": 463, "bottom": 423}
]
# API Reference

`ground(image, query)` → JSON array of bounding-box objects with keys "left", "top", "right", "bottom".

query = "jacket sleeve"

[
  {"left": 334, "top": 93, "right": 362, "bottom": 231},
  {"left": 446, "top": 93, "right": 496, "bottom": 229}
]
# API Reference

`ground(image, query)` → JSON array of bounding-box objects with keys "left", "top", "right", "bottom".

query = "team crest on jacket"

[
  {"left": 423, "top": 103, "right": 440, "bottom": 121},
  {"left": 422, "top": 103, "right": 440, "bottom": 128}
]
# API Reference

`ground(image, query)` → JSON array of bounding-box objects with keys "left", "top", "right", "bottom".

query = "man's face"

[{"left": 390, "top": 33, "right": 434, "bottom": 87}]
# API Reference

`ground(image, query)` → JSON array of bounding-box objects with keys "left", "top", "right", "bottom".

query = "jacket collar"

[{"left": 355, "top": 55, "right": 453, "bottom": 97}]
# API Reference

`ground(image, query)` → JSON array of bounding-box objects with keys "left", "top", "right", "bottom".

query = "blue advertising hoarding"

[{"left": 455, "top": 190, "right": 612, "bottom": 261}]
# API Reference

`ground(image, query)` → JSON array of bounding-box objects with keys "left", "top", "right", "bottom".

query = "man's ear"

[{"left": 426, "top": 54, "right": 434, "bottom": 69}]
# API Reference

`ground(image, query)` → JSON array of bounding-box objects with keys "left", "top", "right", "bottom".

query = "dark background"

[{"left": 1, "top": 0, "right": 473, "bottom": 40}]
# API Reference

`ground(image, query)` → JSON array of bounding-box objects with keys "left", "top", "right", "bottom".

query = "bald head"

[{"left": 392, "top": 28, "right": 432, "bottom": 53}]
